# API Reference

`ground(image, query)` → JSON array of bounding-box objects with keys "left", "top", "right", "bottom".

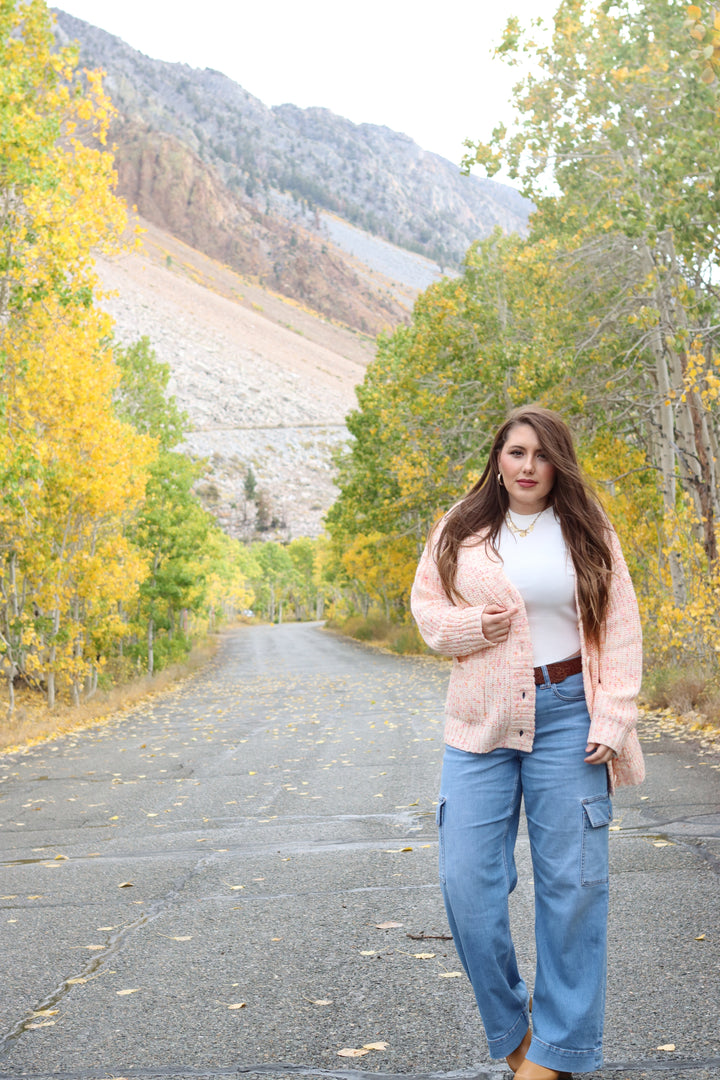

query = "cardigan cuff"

[
  {"left": 587, "top": 697, "right": 637, "bottom": 754},
  {"left": 420, "top": 604, "right": 491, "bottom": 657}
]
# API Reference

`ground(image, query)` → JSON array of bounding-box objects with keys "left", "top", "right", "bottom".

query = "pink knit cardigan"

[{"left": 410, "top": 520, "right": 645, "bottom": 790}]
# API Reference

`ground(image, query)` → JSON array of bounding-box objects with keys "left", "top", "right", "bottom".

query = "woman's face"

[{"left": 498, "top": 423, "right": 556, "bottom": 515}]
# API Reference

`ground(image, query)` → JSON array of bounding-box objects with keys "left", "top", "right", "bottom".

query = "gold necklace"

[{"left": 505, "top": 509, "right": 545, "bottom": 538}]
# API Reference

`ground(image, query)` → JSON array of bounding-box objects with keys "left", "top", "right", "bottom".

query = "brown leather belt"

[{"left": 533, "top": 654, "right": 582, "bottom": 686}]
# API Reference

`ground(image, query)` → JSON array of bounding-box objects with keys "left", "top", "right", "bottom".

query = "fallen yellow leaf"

[
  {"left": 116, "top": 989, "right": 141, "bottom": 996},
  {"left": 375, "top": 921, "right": 403, "bottom": 929},
  {"left": 228, "top": 1002, "right": 246, "bottom": 1010},
  {"left": 25, "top": 1021, "right": 56, "bottom": 1029},
  {"left": 309, "top": 999, "right": 333, "bottom": 1006},
  {"left": 695, "top": 934, "right": 706, "bottom": 941},
  {"left": 363, "top": 1042, "right": 388, "bottom": 1050},
  {"left": 438, "top": 971, "right": 463, "bottom": 978},
  {"left": 118, "top": 881, "right": 134, "bottom": 888},
  {"left": 413, "top": 952, "right": 436, "bottom": 959},
  {"left": 32, "top": 1010, "right": 58, "bottom": 1017},
  {"left": 337, "top": 1048, "right": 369, "bottom": 1058},
  {"left": 657, "top": 1044, "right": 676, "bottom": 1051}
]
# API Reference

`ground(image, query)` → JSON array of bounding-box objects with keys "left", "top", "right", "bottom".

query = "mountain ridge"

[
  {"left": 53, "top": 8, "right": 531, "bottom": 274},
  {"left": 108, "top": 116, "right": 407, "bottom": 334}
]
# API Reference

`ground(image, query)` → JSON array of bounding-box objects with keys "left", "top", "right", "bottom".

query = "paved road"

[{"left": 0, "top": 623, "right": 718, "bottom": 1080}]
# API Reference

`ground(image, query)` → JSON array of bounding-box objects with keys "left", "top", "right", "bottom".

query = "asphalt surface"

[{"left": 0, "top": 622, "right": 718, "bottom": 1080}]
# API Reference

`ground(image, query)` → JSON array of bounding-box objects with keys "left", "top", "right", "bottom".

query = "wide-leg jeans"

[{"left": 437, "top": 670, "right": 610, "bottom": 1074}]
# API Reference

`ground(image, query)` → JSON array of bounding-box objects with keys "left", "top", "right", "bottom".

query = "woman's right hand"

[{"left": 482, "top": 604, "right": 519, "bottom": 644}]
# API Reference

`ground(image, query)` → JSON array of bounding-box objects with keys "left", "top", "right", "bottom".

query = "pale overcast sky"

[{"left": 53, "top": 1, "right": 558, "bottom": 177}]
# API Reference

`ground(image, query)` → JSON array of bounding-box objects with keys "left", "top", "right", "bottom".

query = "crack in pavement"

[{"left": 0, "top": 850, "right": 224, "bottom": 1057}]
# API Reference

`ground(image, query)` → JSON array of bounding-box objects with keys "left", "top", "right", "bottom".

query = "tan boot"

[
  {"left": 514, "top": 1061, "right": 572, "bottom": 1080},
  {"left": 514, "top": 1066, "right": 558, "bottom": 1080},
  {"left": 505, "top": 1028, "right": 531, "bottom": 1074}
]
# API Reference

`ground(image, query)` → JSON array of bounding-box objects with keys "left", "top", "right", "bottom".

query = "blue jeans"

[{"left": 437, "top": 671, "right": 610, "bottom": 1074}]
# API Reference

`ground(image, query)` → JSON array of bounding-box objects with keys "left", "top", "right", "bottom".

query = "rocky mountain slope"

[
  {"left": 99, "top": 218, "right": 371, "bottom": 539},
  {"left": 104, "top": 118, "right": 407, "bottom": 335},
  {"left": 53, "top": 9, "right": 530, "bottom": 276}
]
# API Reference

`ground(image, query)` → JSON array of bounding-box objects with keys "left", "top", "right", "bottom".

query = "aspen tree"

[
  {"left": 464, "top": 0, "right": 720, "bottom": 599},
  {"left": 0, "top": 2, "right": 152, "bottom": 710}
]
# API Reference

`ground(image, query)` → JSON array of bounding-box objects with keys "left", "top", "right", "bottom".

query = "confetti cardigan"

[{"left": 410, "top": 521, "right": 645, "bottom": 790}]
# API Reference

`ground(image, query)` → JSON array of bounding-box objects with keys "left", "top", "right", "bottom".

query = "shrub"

[
  {"left": 642, "top": 664, "right": 714, "bottom": 714},
  {"left": 388, "top": 625, "right": 427, "bottom": 655}
]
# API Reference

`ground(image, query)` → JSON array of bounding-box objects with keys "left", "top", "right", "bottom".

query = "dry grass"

[
  {"left": 641, "top": 663, "right": 720, "bottom": 725},
  {"left": 0, "top": 638, "right": 219, "bottom": 756},
  {"left": 325, "top": 614, "right": 429, "bottom": 656}
]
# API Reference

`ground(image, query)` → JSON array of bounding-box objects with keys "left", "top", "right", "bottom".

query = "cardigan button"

[{"left": 519, "top": 730, "right": 524, "bottom": 736}]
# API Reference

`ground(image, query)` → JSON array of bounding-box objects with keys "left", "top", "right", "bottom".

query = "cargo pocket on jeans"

[
  {"left": 436, "top": 797, "right": 447, "bottom": 885},
  {"left": 581, "top": 794, "right": 612, "bottom": 886}
]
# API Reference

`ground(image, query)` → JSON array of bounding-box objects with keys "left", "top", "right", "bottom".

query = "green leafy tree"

[
  {"left": 327, "top": 230, "right": 572, "bottom": 560},
  {"left": 114, "top": 336, "right": 213, "bottom": 673},
  {"left": 243, "top": 466, "right": 258, "bottom": 502},
  {"left": 132, "top": 453, "right": 210, "bottom": 674},
  {"left": 464, "top": 0, "right": 720, "bottom": 592},
  {"left": 113, "top": 336, "right": 187, "bottom": 451},
  {"left": 251, "top": 542, "right": 295, "bottom": 622}
]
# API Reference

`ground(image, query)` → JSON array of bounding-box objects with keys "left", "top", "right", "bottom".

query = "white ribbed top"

[{"left": 498, "top": 507, "right": 580, "bottom": 666}]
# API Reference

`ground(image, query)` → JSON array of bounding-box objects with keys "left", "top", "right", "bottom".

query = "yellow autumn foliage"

[{"left": 0, "top": 3, "right": 254, "bottom": 712}]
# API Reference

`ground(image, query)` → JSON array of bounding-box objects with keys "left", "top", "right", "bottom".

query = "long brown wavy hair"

[{"left": 434, "top": 405, "right": 613, "bottom": 646}]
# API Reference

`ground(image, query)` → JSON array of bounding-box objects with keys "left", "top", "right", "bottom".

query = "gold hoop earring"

[{"left": 498, "top": 472, "right": 504, "bottom": 487}]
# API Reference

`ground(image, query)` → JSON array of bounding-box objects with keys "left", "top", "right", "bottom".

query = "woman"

[{"left": 411, "top": 406, "right": 644, "bottom": 1080}]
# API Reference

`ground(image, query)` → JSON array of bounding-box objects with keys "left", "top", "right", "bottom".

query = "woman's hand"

[
  {"left": 482, "top": 604, "right": 519, "bottom": 644},
  {"left": 584, "top": 742, "right": 616, "bottom": 764}
]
